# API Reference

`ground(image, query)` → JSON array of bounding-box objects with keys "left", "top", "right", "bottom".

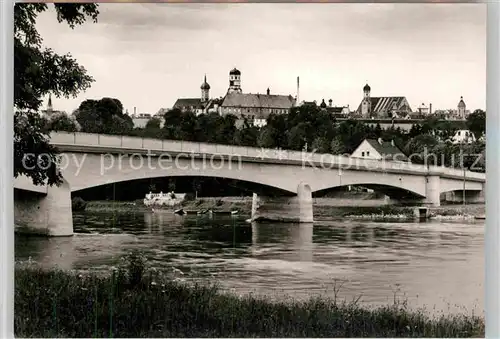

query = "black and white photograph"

[{"left": 10, "top": 2, "right": 487, "bottom": 337}]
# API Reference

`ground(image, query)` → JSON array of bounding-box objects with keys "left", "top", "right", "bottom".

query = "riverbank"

[
  {"left": 81, "top": 197, "right": 485, "bottom": 222},
  {"left": 15, "top": 260, "right": 484, "bottom": 338},
  {"left": 84, "top": 197, "right": 253, "bottom": 214}
]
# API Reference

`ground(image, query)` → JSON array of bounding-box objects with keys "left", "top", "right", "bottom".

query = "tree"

[
  {"left": 330, "top": 137, "right": 345, "bottom": 155},
  {"left": 466, "top": 109, "right": 486, "bottom": 139},
  {"left": 257, "top": 126, "right": 276, "bottom": 148},
  {"left": 74, "top": 97, "right": 132, "bottom": 134},
  {"left": 233, "top": 118, "right": 259, "bottom": 146},
  {"left": 404, "top": 134, "right": 440, "bottom": 164},
  {"left": 145, "top": 117, "right": 162, "bottom": 130},
  {"left": 311, "top": 136, "right": 330, "bottom": 154},
  {"left": 287, "top": 122, "right": 310, "bottom": 150},
  {"left": 14, "top": 3, "right": 99, "bottom": 186},
  {"left": 46, "top": 112, "right": 79, "bottom": 132}
]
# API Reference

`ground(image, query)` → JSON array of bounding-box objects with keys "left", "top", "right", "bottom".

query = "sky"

[{"left": 35, "top": 3, "right": 486, "bottom": 115}]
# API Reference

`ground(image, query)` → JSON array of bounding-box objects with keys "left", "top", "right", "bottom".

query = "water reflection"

[
  {"left": 15, "top": 211, "right": 484, "bottom": 315},
  {"left": 251, "top": 222, "right": 314, "bottom": 262}
]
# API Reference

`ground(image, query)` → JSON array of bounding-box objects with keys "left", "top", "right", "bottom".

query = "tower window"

[
  {"left": 362, "top": 152, "right": 365, "bottom": 157},
  {"left": 366, "top": 151, "right": 370, "bottom": 156}
]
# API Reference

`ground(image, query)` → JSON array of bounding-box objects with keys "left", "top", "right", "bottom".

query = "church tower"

[
  {"left": 361, "top": 83, "right": 371, "bottom": 117},
  {"left": 45, "top": 93, "right": 54, "bottom": 117},
  {"left": 200, "top": 74, "right": 210, "bottom": 103},
  {"left": 457, "top": 96, "right": 466, "bottom": 119},
  {"left": 228, "top": 68, "right": 242, "bottom": 94}
]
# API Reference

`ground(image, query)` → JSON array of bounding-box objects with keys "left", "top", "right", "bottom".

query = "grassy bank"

[{"left": 15, "top": 256, "right": 484, "bottom": 338}]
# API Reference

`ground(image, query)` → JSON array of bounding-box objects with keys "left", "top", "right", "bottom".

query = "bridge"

[{"left": 14, "top": 132, "right": 485, "bottom": 236}]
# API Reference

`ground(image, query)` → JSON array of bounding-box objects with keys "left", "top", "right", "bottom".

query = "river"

[{"left": 15, "top": 210, "right": 484, "bottom": 316}]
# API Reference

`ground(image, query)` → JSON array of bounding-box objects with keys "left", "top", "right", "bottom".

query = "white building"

[
  {"left": 450, "top": 129, "right": 476, "bottom": 144},
  {"left": 351, "top": 138, "right": 408, "bottom": 162}
]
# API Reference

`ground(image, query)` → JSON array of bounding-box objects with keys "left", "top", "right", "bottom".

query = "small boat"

[
  {"left": 174, "top": 208, "right": 185, "bottom": 215},
  {"left": 475, "top": 215, "right": 486, "bottom": 220},
  {"left": 231, "top": 210, "right": 239, "bottom": 215}
]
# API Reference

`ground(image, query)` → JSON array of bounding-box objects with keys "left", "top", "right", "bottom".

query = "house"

[
  {"left": 351, "top": 138, "right": 408, "bottom": 162},
  {"left": 450, "top": 129, "right": 476, "bottom": 144}
]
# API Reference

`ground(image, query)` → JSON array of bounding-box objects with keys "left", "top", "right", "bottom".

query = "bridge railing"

[{"left": 49, "top": 132, "right": 485, "bottom": 181}]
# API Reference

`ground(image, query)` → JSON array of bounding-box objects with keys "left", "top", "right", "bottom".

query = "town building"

[
  {"left": 319, "top": 99, "right": 350, "bottom": 118},
  {"left": 171, "top": 67, "right": 298, "bottom": 126},
  {"left": 220, "top": 69, "right": 296, "bottom": 127},
  {"left": 172, "top": 75, "right": 219, "bottom": 116},
  {"left": 417, "top": 102, "right": 432, "bottom": 115},
  {"left": 351, "top": 138, "right": 408, "bottom": 162},
  {"left": 355, "top": 83, "right": 413, "bottom": 119}
]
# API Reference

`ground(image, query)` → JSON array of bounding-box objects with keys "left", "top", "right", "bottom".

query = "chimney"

[
  {"left": 134, "top": 107, "right": 137, "bottom": 116},
  {"left": 296, "top": 76, "right": 300, "bottom": 105},
  {"left": 391, "top": 139, "right": 395, "bottom": 147},
  {"left": 378, "top": 137, "right": 383, "bottom": 145},
  {"left": 429, "top": 103, "right": 432, "bottom": 114},
  {"left": 267, "top": 87, "right": 270, "bottom": 95},
  {"left": 328, "top": 99, "right": 332, "bottom": 107}
]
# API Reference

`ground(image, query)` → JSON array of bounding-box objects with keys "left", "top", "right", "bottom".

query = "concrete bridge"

[{"left": 14, "top": 132, "right": 485, "bottom": 236}]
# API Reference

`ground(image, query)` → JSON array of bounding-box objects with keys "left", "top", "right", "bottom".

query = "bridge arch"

[
  {"left": 439, "top": 177, "right": 483, "bottom": 194},
  {"left": 312, "top": 183, "right": 425, "bottom": 200},
  {"left": 72, "top": 174, "right": 296, "bottom": 197},
  {"left": 308, "top": 169, "right": 428, "bottom": 198},
  {"left": 61, "top": 153, "right": 300, "bottom": 194}
]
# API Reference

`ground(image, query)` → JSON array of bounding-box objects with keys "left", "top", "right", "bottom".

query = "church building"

[
  {"left": 355, "top": 83, "right": 413, "bottom": 119},
  {"left": 172, "top": 75, "right": 219, "bottom": 115}
]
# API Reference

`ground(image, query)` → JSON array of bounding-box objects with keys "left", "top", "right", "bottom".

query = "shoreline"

[{"left": 81, "top": 197, "right": 485, "bottom": 222}]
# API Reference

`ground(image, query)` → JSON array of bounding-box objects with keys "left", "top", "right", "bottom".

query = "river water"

[{"left": 15, "top": 211, "right": 484, "bottom": 316}]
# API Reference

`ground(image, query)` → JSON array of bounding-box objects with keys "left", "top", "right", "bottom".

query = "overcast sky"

[{"left": 36, "top": 3, "right": 486, "bottom": 115}]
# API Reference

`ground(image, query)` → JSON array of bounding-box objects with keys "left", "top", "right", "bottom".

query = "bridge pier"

[
  {"left": 423, "top": 175, "right": 441, "bottom": 207},
  {"left": 251, "top": 182, "right": 314, "bottom": 223},
  {"left": 14, "top": 179, "right": 73, "bottom": 236}
]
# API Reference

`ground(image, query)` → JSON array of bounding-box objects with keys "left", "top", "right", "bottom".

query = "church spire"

[{"left": 47, "top": 93, "right": 53, "bottom": 111}]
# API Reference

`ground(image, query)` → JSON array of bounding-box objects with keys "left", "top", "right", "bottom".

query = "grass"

[{"left": 15, "top": 253, "right": 484, "bottom": 338}]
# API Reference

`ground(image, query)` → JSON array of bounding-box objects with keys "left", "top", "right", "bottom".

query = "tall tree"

[
  {"left": 74, "top": 97, "right": 132, "bottom": 134},
  {"left": 466, "top": 109, "right": 486, "bottom": 139},
  {"left": 46, "top": 112, "right": 79, "bottom": 132},
  {"left": 14, "top": 3, "right": 99, "bottom": 186}
]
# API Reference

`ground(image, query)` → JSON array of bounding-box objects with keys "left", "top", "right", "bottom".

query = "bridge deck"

[{"left": 49, "top": 132, "right": 485, "bottom": 183}]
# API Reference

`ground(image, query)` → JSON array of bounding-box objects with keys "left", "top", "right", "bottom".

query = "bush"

[
  {"left": 71, "top": 197, "right": 87, "bottom": 211},
  {"left": 184, "top": 192, "right": 195, "bottom": 201}
]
